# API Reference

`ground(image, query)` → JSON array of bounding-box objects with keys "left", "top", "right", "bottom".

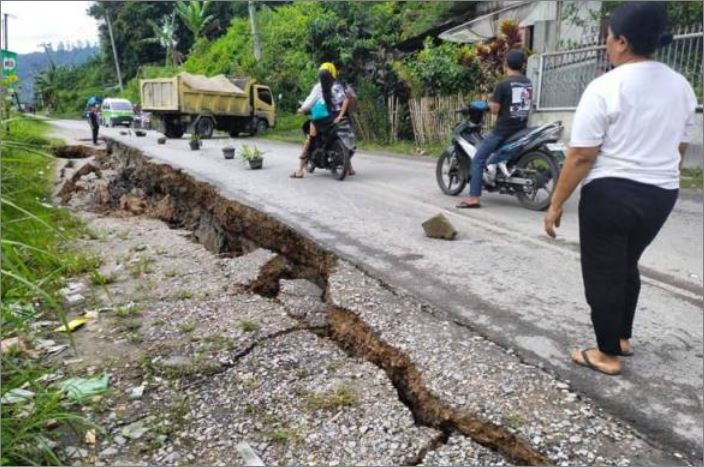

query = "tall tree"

[
  {"left": 144, "top": 12, "right": 181, "bottom": 67},
  {"left": 88, "top": 1, "right": 177, "bottom": 81},
  {"left": 175, "top": 1, "right": 214, "bottom": 41}
]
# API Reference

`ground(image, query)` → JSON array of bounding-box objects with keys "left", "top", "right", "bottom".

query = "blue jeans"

[{"left": 469, "top": 131, "right": 506, "bottom": 197}]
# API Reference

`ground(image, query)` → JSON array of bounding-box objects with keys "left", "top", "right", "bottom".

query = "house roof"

[{"left": 439, "top": 1, "right": 557, "bottom": 43}]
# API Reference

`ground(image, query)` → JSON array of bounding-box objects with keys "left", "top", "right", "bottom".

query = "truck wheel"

[
  {"left": 255, "top": 119, "right": 268, "bottom": 136},
  {"left": 196, "top": 117, "right": 214, "bottom": 139}
]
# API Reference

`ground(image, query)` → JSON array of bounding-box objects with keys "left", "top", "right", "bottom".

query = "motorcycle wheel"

[
  {"left": 329, "top": 139, "right": 350, "bottom": 181},
  {"left": 436, "top": 148, "right": 468, "bottom": 196},
  {"left": 515, "top": 150, "right": 560, "bottom": 211}
]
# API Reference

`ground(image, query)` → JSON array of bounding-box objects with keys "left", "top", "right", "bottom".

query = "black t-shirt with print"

[{"left": 491, "top": 75, "right": 533, "bottom": 137}]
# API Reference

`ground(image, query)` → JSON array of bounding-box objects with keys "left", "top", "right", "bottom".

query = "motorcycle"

[
  {"left": 436, "top": 100, "right": 566, "bottom": 211},
  {"left": 299, "top": 101, "right": 356, "bottom": 181},
  {"left": 306, "top": 117, "right": 356, "bottom": 181}
]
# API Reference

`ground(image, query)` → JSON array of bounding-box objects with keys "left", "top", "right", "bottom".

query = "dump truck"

[{"left": 140, "top": 72, "right": 276, "bottom": 139}]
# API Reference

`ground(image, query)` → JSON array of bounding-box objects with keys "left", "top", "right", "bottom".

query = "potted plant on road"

[
  {"left": 240, "top": 144, "right": 264, "bottom": 169},
  {"left": 189, "top": 133, "right": 201, "bottom": 151},
  {"left": 222, "top": 145, "right": 236, "bottom": 159}
]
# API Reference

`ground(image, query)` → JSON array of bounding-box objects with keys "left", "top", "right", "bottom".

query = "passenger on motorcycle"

[
  {"left": 456, "top": 49, "right": 533, "bottom": 209},
  {"left": 290, "top": 62, "right": 353, "bottom": 178}
]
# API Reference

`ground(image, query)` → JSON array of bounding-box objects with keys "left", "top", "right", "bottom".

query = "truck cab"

[{"left": 232, "top": 79, "right": 276, "bottom": 135}]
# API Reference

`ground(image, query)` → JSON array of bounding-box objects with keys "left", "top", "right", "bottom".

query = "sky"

[{"left": 1, "top": 1, "right": 99, "bottom": 54}]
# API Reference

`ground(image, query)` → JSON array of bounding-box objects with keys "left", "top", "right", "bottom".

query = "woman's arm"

[
  {"left": 299, "top": 84, "right": 321, "bottom": 113},
  {"left": 544, "top": 146, "right": 599, "bottom": 238}
]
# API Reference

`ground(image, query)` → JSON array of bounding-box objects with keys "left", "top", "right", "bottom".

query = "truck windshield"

[{"left": 111, "top": 102, "right": 132, "bottom": 111}]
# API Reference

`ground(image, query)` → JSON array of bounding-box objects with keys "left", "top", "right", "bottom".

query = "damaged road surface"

[{"left": 49, "top": 120, "right": 702, "bottom": 464}]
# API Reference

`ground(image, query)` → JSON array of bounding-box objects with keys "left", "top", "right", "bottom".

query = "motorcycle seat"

[{"left": 503, "top": 127, "right": 537, "bottom": 145}]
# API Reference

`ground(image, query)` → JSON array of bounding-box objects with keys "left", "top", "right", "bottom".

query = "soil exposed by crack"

[{"left": 49, "top": 137, "right": 693, "bottom": 466}]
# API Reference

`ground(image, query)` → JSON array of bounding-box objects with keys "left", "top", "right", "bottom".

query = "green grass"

[
  {"left": 1, "top": 114, "right": 99, "bottom": 465},
  {"left": 178, "top": 321, "right": 196, "bottom": 334},
  {"left": 237, "top": 320, "right": 260, "bottom": 332},
  {"left": 264, "top": 112, "right": 446, "bottom": 158},
  {"left": 681, "top": 167, "right": 703, "bottom": 190},
  {"left": 304, "top": 386, "right": 359, "bottom": 412}
]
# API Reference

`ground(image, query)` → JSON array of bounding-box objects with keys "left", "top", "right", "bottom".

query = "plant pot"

[
  {"left": 189, "top": 141, "right": 200, "bottom": 151},
  {"left": 248, "top": 158, "right": 263, "bottom": 170},
  {"left": 222, "top": 146, "right": 235, "bottom": 159}
]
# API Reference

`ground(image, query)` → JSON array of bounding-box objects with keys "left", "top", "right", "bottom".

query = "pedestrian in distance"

[
  {"left": 544, "top": 2, "right": 697, "bottom": 376},
  {"left": 88, "top": 104, "right": 101, "bottom": 145}
]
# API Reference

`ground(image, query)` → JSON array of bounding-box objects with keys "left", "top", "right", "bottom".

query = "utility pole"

[
  {"left": 39, "top": 42, "right": 55, "bottom": 69},
  {"left": 104, "top": 6, "right": 123, "bottom": 92},
  {"left": 3, "top": 13, "right": 8, "bottom": 52},
  {"left": 248, "top": 0, "right": 262, "bottom": 60}
]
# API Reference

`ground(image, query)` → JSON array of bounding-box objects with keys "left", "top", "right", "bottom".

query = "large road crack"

[{"left": 63, "top": 138, "right": 554, "bottom": 465}]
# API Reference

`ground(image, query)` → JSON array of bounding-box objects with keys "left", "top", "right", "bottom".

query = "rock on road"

[{"left": 50, "top": 120, "right": 703, "bottom": 456}]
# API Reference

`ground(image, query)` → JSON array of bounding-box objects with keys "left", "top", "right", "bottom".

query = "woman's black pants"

[{"left": 579, "top": 177, "right": 678, "bottom": 355}]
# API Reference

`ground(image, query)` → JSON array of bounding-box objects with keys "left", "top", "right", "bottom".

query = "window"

[
  {"left": 111, "top": 101, "right": 133, "bottom": 111},
  {"left": 257, "top": 88, "right": 273, "bottom": 106}
]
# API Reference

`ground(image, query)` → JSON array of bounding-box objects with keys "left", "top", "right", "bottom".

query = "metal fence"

[{"left": 536, "top": 23, "right": 703, "bottom": 110}]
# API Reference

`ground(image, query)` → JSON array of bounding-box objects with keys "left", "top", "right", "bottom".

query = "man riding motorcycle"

[
  {"left": 291, "top": 62, "right": 354, "bottom": 179},
  {"left": 456, "top": 49, "right": 533, "bottom": 209}
]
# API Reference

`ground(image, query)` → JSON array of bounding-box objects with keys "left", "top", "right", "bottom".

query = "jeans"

[
  {"left": 579, "top": 177, "right": 678, "bottom": 355},
  {"left": 91, "top": 126, "right": 99, "bottom": 145},
  {"left": 469, "top": 131, "right": 506, "bottom": 197}
]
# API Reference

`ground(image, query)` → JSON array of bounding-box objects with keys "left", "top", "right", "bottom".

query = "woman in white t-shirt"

[{"left": 543, "top": 2, "right": 697, "bottom": 376}]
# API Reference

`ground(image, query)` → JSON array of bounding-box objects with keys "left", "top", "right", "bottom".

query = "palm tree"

[
  {"left": 175, "top": 1, "right": 214, "bottom": 40},
  {"left": 143, "top": 12, "right": 180, "bottom": 67},
  {"left": 34, "top": 67, "right": 60, "bottom": 111}
]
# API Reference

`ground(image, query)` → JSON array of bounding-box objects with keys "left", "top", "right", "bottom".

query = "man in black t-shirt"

[{"left": 457, "top": 49, "right": 533, "bottom": 209}]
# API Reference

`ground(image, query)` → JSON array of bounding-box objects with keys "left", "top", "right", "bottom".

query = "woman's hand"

[{"left": 544, "top": 204, "right": 563, "bottom": 239}]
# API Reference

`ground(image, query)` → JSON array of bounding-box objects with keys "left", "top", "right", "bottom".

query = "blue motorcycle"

[{"left": 436, "top": 100, "right": 566, "bottom": 211}]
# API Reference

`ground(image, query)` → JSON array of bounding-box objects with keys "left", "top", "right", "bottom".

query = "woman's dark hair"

[
  {"left": 319, "top": 69, "right": 335, "bottom": 113},
  {"left": 609, "top": 2, "right": 671, "bottom": 57}
]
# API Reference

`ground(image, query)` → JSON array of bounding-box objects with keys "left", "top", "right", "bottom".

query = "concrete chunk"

[{"left": 422, "top": 213, "right": 457, "bottom": 240}]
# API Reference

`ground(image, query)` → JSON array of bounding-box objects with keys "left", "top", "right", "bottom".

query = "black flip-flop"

[
  {"left": 619, "top": 349, "right": 634, "bottom": 357},
  {"left": 456, "top": 201, "right": 481, "bottom": 209},
  {"left": 573, "top": 349, "right": 622, "bottom": 376}
]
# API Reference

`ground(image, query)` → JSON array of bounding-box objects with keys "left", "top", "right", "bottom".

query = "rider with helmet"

[
  {"left": 290, "top": 62, "right": 353, "bottom": 178},
  {"left": 456, "top": 49, "right": 533, "bottom": 208}
]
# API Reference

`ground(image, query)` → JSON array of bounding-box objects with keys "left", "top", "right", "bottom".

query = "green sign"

[{"left": 2, "top": 50, "right": 17, "bottom": 80}]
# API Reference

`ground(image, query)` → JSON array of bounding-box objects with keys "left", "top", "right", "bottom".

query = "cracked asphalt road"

[{"left": 50, "top": 119, "right": 703, "bottom": 457}]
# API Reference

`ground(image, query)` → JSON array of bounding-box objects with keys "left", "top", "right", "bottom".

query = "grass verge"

[
  {"left": 681, "top": 167, "right": 703, "bottom": 190},
  {"left": 1, "top": 114, "right": 98, "bottom": 465}
]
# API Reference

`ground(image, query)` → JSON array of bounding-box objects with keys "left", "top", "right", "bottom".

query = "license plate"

[{"left": 546, "top": 142, "right": 566, "bottom": 152}]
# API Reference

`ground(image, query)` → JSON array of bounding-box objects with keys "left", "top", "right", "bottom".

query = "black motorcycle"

[
  {"left": 305, "top": 118, "right": 356, "bottom": 181},
  {"left": 436, "top": 100, "right": 566, "bottom": 211}
]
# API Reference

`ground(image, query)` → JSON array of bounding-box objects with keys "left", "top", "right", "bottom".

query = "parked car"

[{"left": 100, "top": 98, "right": 134, "bottom": 127}]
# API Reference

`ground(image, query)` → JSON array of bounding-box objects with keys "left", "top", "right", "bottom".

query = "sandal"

[
  {"left": 289, "top": 172, "right": 304, "bottom": 179},
  {"left": 572, "top": 349, "right": 621, "bottom": 376},
  {"left": 619, "top": 340, "right": 633, "bottom": 357},
  {"left": 456, "top": 200, "right": 481, "bottom": 209}
]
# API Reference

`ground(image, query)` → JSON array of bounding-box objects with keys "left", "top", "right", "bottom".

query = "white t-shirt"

[{"left": 570, "top": 61, "right": 697, "bottom": 189}]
